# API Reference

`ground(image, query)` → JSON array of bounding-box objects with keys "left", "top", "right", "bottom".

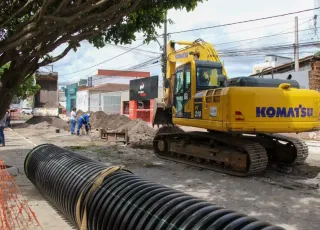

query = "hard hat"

[{"left": 87, "top": 113, "right": 91, "bottom": 117}]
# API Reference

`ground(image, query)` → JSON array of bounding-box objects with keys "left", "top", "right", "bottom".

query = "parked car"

[{"left": 21, "top": 108, "right": 33, "bottom": 115}]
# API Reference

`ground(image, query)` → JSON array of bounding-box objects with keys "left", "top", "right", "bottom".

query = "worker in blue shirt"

[{"left": 77, "top": 113, "right": 91, "bottom": 136}]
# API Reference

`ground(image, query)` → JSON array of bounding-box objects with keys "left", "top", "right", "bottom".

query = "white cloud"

[{"left": 51, "top": 0, "right": 318, "bottom": 84}]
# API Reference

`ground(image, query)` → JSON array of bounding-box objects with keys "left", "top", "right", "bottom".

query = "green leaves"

[
  {"left": 0, "top": 0, "right": 204, "bottom": 110},
  {"left": 0, "top": 63, "right": 41, "bottom": 100},
  {"left": 88, "top": 0, "right": 205, "bottom": 47},
  {"left": 16, "top": 75, "right": 41, "bottom": 100}
]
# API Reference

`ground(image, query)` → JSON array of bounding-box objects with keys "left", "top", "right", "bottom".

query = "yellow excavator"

[{"left": 152, "top": 38, "right": 320, "bottom": 176}]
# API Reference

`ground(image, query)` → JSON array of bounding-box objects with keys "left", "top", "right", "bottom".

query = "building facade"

[
  {"left": 58, "top": 87, "right": 66, "bottom": 108},
  {"left": 250, "top": 55, "right": 320, "bottom": 90},
  {"left": 253, "top": 55, "right": 293, "bottom": 74},
  {"left": 34, "top": 72, "right": 58, "bottom": 108},
  {"left": 66, "top": 83, "right": 78, "bottom": 112},
  {"left": 76, "top": 83, "right": 129, "bottom": 113}
]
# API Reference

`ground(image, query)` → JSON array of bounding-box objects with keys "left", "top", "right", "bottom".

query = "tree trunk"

[{"left": 0, "top": 70, "right": 24, "bottom": 119}]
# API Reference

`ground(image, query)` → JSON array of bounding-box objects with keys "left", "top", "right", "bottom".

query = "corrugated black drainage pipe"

[{"left": 24, "top": 144, "right": 286, "bottom": 230}]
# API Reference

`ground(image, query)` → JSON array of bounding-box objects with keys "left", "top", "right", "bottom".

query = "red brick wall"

[{"left": 97, "top": 70, "right": 150, "bottom": 78}]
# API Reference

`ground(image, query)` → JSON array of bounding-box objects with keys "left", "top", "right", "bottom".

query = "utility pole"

[
  {"left": 294, "top": 16, "right": 299, "bottom": 72},
  {"left": 162, "top": 11, "right": 168, "bottom": 87}
]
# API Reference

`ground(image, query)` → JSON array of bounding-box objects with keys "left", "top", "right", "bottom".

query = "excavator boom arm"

[{"left": 166, "top": 39, "right": 228, "bottom": 81}]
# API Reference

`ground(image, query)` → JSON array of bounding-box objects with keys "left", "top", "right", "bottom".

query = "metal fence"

[
  {"left": 101, "top": 92, "right": 121, "bottom": 114},
  {"left": 89, "top": 93, "right": 100, "bottom": 112}
]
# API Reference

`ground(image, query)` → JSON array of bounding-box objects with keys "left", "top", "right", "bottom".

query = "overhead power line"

[
  {"left": 218, "top": 17, "right": 314, "bottom": 50},
  {"left": 60, "top": 43, "right": 145, "bottom": 76},
  {"left": 185, "top": 16, "right": 311, "bottom": 40},
  {"left": 107, "top": 43, "right": 161, "bottom": 55},
  {"left": 217, "top": 41, "right": 320, "bottom": 57},
  {"left": 214, "top": 26, "right": 319, "bottom": 47},
  {"left": 169, "top": 7, "right": 320, "bottom": 35}
]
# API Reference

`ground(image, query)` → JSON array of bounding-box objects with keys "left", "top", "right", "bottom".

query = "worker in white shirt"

[
  {"left": 0, "top": 111, "right": 9, "bottom": 146},
  {"left": 70, "top": 108, "right": 77, "bottom": 135}
]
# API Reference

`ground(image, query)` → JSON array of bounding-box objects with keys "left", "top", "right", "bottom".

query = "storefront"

[
  {"left": 66, "top": 83, "right": 78, "bottom": 112},
  {"left": 128, "top": 76, "right": 158, "bottom": 123}
]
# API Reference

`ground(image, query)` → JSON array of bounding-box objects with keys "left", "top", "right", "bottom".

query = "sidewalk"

[{"left": 0, "top": 128, "right": 72, "bottom": 229}]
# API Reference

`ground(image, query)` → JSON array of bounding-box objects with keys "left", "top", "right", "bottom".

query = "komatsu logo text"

[{"left": 256, "top": 105, "right": 313, "bottom": 118}]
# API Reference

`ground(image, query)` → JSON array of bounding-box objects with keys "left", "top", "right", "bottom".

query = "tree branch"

[
  {"left": 38, "top": 0, "right": 141, "bottom": 57},
  {"left": 0, "top": 0, "right": 34, "bottom": 28},
  {"left": 38, "top": 44, "right": 73, "bottom": 67},
  {"left": 0, "top": 0, "right": 141, "bottom": 54},
  {"left": 45, "top": 0, "right": 127, "bottom": 23},
  {"left": 36, "top": 0, "right": 55, "bottom": 23},
  {"left": 2, "top": 21, "right": 38, "bottom": 45},
  {"left": 61, "top": 0, "right": 118, "bottom": 18},
  {"left": 54, "top": 0, "right": 71, "bottom": 15},
  {"left": 0, "top": 29, "right": 41, "bottom": 53}
]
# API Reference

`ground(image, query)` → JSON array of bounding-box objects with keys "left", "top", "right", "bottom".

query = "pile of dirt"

[
  {"left": 117, "top": 119, "right": 156, "bottom": 140},
  {"left": 76, "top": 111, "right": 182, "bottom": 149},
  {"left": 15, "top": 117, "right": 69, "bottom": 131},
  {"left": 76, "top": 109, "right": 84, "bottom": 116},
  {"left": 90, "top": 112, "right": 132, "bottom": 130}
]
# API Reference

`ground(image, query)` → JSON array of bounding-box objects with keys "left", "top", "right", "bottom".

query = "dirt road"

[{"left": 2, "top": 125, "right": 320, "bottom": 230}]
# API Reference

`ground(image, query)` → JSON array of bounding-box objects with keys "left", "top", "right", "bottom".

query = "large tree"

[
  {"left": 1, "top": 63, "right": 40, "bottom": 101},
  {"left": 0, "top": 0, "right": 204, "bottom": 118}
]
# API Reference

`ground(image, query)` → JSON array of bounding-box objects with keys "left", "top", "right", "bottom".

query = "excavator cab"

[{"left": 152, "top": 60, "right": 227, "bottom": 127}]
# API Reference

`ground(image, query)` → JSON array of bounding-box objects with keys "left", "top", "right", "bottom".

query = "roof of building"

[
  {"left": 250, "top": 55, "right": 320, "bottom": 76},
  {"left": 78, "top": 86, "right": 89, "bottom": 91},
  {"left": 96, "top": 69, "right": 150, "bottom": 78},
  {"left": 79, "top": 83, "right": 129, "bottom": 92},
  {"left": 35, "top": 71, "right": 58, "bottom": 81}
]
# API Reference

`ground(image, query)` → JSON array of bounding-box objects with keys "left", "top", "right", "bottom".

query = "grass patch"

[
  {"left": 93, "top": 148, "right": 105, "bottom": 153},
  {"left": 69, "top": 146, "right": 87, "bottom": 150},
  {"left": 143, "top": 162, "right": 154, "bottom": 167}
]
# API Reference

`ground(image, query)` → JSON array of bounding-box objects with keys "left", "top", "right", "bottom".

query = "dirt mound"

[
  {"left": 89, "top": 112, "right": 131, "bottom": 130},
  {"left": 15, "top": 117, "right": 69, "bottom": 131},
  {"left": 76, "top": 109, "right": 85, "bottom": 117},
  {"left": 128, "top": 125, "right": 185, "bottom": 149},
  {"left": 117, "top": 119, "right": 156, "bottom": 140}
]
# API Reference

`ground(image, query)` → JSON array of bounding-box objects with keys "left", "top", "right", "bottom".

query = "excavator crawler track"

[
  {"left": 257, "top": 133, "right": 309, "bottom": 166},
  {"left": 153, "top": 131, "right": 268, "bottom": 177}
]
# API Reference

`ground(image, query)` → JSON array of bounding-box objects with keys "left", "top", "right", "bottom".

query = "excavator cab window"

[
  {"left": 196, "top": 66, "right": 222, "bottom": 90},
  {"left": 174, "top": 70, "right": 184, "bottom": 117},
  {"left": 173, "top": 64, "right": 192, "bottom": 118}
]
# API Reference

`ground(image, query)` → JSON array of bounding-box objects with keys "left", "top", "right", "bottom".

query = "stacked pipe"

[{"left": 24, "top": 144, "right": 285, "bottom": 230}]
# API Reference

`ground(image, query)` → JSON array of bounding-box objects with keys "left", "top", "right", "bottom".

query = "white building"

[
  {"left": 76, "top": 83, "right": 129, "bottom": 113},
  {"left": 253, "top": 55, "right": 293, "bottom": 75},
  {"left": 58, "top": 88, "right": 66, "bottom": 108},
  {"left": 250, "top": 55, "right": 320, "bottom": 90}
]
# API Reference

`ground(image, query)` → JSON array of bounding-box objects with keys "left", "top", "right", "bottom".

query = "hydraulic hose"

[{"left": 24, "top": 144, "right": 285, "bottom": 230}]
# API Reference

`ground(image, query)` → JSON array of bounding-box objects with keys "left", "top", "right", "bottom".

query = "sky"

[{"left": 44, "top": 0, "right": 319, "bottom": 86}]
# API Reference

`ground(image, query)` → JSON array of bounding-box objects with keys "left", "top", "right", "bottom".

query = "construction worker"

[
  {"left": 6, "top": 110, "right": 11, "bottom": 128},
  {"left": 0, "top": 111, "right": 9, "bottom": 146},
  {"left": 70, "top": 108, "right": 76, "bottom": 135},
  {"left": 76, "top": 113, "right": 91, "bottom": 136}
]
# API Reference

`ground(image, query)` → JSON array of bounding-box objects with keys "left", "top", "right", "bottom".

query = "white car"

[{"left": 21, "top": 108, "right": 33, "bottom": 115}]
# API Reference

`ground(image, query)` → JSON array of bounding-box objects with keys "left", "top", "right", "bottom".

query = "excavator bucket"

[{"left": 152, "top": 104, "right": 174, "bottom": 128}]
